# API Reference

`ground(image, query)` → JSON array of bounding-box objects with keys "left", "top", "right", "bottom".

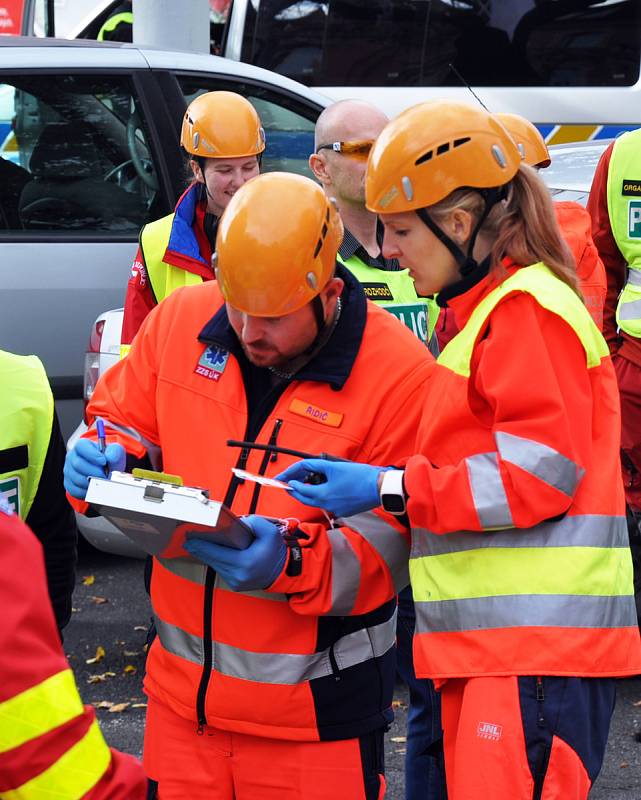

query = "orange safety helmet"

[
  {"left": 495, "top": 112, "right": 551, "bottom": 169},
  {"left": 215, "top": 172, "right": 343, "bottom": 317},
  {"left": 180, "top": 91, "right": 265, "bottom": 159},
  {"left": 366, "top": 100, "right": 522, "bottom": 214}
]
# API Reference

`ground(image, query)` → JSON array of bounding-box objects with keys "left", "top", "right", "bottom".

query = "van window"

[
  {"left": 0, "top": 73, "right": 163, "bottom": 232},
  {"left": 178, "top": 76, "right": 316, "bottom": 179},
  {"left": 241, "top": 0, "right": 640, "bottom": 88}
]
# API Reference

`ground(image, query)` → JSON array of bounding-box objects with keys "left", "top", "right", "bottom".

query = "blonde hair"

[{"left": 429, "top": 164, "right": 580, "bottom": 294}]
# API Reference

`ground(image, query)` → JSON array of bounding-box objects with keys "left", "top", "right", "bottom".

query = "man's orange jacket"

[
  {"left": 0, "top": 506, "right": 147, "bottom": 798},
  {"left": 72, "top": 268, "right": 433, "bottom": 742}
]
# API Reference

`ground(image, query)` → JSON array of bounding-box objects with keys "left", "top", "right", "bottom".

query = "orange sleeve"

[
  {"left": 405, "top": 294, "right": 593, "bottom": 533},
  {"left": 270, "top": 361, "right": 434, "bottom": 616},
  {"left": 121, "top": 245, "right": 157, "bottom": 347}
]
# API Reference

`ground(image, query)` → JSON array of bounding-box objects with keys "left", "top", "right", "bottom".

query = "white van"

[
  {"left": 23, "top": 0, "right": 641, "bottom": 144},
  {"left": 224, "top": 0, "right": 641, "bottom": 145}
]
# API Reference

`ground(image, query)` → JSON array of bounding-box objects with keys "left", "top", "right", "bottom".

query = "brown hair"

[{"left": 429, "top": 164, "right": 580, "bottom": 294}]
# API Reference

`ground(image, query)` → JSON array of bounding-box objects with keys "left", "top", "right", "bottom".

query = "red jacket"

[
  {"left": 122, "top": 184, "right": 213, "bottom": 346},
  {"left": 74, "top": 269, "right": 434, "bottom": 742},
  {"left": 0, "top": 506, "right": 147, "bottom": 798},
  {"left": 587, "top": 140, "right": 641, "bottom": 367}
]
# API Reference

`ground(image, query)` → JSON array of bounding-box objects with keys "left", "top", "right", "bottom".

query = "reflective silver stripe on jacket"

[
  {"left": 619, "top": 298, "right": 641, "bottom": 321},
  {"left": 411, "top": 514, "right": 628, "bottom": 558},
  {"left": 155, "top": 556, "right": 288, "bottom": 601},
  {"left": 339, "top": 511, "right": 410, "bottom": 594},
  {"left": 626, "top": 270, "right": 641, "bottom": 287},
  {"left": 154, "top": 610, "right": 397, "bottom": 684},
  {"left": 414, "top": 592, "right": 638, "bottom": 634},
  {"left": 496, "top": 431, "right": 583, "bottom": 497},
  {"left": 326, "top": 528, "right": 361, "bottom": 615},
  {"left": 465, "top": 452, "right": 513, "bottom": 529},
  {"left": 87, "top": 419, "right": 162, "bottom": 469}
]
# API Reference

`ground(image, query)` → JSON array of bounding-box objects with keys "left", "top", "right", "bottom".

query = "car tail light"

[{"left": 83, "top": 320, "right": 105, "bottom": 424}]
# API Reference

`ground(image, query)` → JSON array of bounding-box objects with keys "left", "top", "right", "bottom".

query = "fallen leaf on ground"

[
  {"left": 395, "top": 748, "right": 407, "bottom": 755},
  {"left": 124, "top": 665, "right": 137, "bottom": 674},
  {"left": 109, "top": 702, "right": 130, "bottom": 713},
  {"left": 132, "top": 703, "right": 147, "bottom": 709},
  {"left": 123, "top": 650, "right": 141, "bottom": 657},
  {"left": 632, "top": 699, "right": 641, "bottom": 706},
  {"left": 87, "top": 671, "right": 116, "bottom": 684},
  {"left": 392, "top": 699, "right": 408, "bottom": 710},
  {"left": 620, "top": 762, "right": 629, "bottom": 768},
  {"left": 89, "top": 596, "right": 108, "bottom": 605},
  {"left": 390, "top": 736, "right": 407, "bottom": 743},
  {"left": 134, "top": 625, "right": 147, "bottom": 631},
  {"left": 82, "top": 575, "right": 95, "bottom": 586},
  {"left": 85, "top": 645, "right": 106, "bottom": 664},
  {"left": 95, "top": 701, "right": 114, "bottom": 709}
]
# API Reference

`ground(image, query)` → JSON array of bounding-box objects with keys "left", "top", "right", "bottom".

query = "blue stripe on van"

[{"left": 266, "top": 130, "right": 314, "bottom": 159}]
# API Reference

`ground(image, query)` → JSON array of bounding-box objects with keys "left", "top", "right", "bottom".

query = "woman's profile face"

[{"left": 379, "top": 210, "right": 461, "bottom": 296}]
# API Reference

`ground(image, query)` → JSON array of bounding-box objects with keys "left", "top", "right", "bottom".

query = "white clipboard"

[{"left": 85, "top": 471, "right": 253, "bottom": 559}]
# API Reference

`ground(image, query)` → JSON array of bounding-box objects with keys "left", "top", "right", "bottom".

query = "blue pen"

[{"left": 96, "top": 418, "right": 109, "bottom": 476}]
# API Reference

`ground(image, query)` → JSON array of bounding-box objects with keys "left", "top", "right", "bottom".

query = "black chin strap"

[{"left": 415, "top": 186, "right": 508, "bottom": 278}]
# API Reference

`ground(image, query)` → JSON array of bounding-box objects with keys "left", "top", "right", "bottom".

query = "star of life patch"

[{"left": 195, "top": 345, "right": 229, "bottom": 381}]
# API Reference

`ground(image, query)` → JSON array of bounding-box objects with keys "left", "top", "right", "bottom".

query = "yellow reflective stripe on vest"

[
  {"left": 0, "top": 351, "right": 53, "bottom": 519},
  {"left": 410, "top": 537, "right": 632, "bottom": 602},
  {"left": 339, "top": 253, "right": 438, "bottom": 344},
  {"left": 154, "top": 611, "right": 396, "bottom": 683},
  {"left": 1, "top": 719, "right": 111, "bottom": 800},
  {"left": 0, "top": 670, "right": 82, "bottom": 753},
  {"left": 97, "top": 11, "right": 133, "bottom": 41},
  {"left": 141, "top": 214, "right": 203, "bottom": 305},
  {"left": 438, "top": 263, "right": 608, "bottom": 377}
]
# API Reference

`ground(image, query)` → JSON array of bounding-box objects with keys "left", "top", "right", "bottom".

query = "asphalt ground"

[{"left": 66, "top": 546, "right": 641, "bottom": 799}]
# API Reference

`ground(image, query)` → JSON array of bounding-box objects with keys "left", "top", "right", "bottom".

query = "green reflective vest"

[
  {"left": 142, "top": 213, "right": 204, "bottom": 304},
  {"left": 97, "top": 11, "right": 133, "bottom": 42},
  {"left": 338, "top": 253, "right": 438, "bottom": 346},
  {"left": 0, "top": 351, "right": 53, "bottom": 519},
  {"left": 606, "top": 131, "right": 641, "bottom": 337}
]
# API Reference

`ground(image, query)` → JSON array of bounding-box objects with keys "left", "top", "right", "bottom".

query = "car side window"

[
  {"left": 177, "top": 76, "right": 316, "bottom": 179},
  {"left": 0, "top": 73, "right": 163, "bottom": 233}
]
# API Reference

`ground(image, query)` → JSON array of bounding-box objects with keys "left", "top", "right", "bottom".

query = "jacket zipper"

[
  {"left": 248, "top": 418, "right": 283, "bottom": 515},
  {"left": 195, "top": 391, "right": 287, "bottom": 730},
  {"left": 532, "top": 676, "right": 550, "bottom": 800}
]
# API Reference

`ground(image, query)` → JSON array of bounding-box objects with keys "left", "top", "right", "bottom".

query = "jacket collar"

[
  {"left": 198, "top": 263, "right": 367, "bottom": 390},
  {"left": 163, "top": 183, "right": 214, "bottom": 279}
]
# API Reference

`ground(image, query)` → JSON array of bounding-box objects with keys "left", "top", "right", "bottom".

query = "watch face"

[{"left": 383, "top": 494, "right": 405, "bottom": 514}]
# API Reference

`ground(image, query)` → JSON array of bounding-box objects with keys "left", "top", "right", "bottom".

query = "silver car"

[{"left": 0, "top": 37, "right": 329, "bottom": 439}]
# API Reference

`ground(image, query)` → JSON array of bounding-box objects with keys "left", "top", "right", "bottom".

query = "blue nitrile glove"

[
  {"left": 276, "top": 459, "right": 385, "bottom": 517},
  {"left": 183, "top": 515, "right": 287, "bottom": 591},
  {"left": 64, "top": 439, "right": 126, "bottom": 499}
]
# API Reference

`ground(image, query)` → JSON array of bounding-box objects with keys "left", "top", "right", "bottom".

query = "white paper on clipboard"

[{"left": 231, "top": 468, "right": 290, "bottom": 490}]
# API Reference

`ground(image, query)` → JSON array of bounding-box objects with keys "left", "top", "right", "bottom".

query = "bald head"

[{"left": 314, "top": 100, "right": 388, "bottom": 151}]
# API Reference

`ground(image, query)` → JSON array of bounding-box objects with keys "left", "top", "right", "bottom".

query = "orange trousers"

[
  {"left": 143, "top": 696, "right": 386, "bottom": 799},
  {"left": 440, "top": 677, "right": 600, "bottom": 800}
]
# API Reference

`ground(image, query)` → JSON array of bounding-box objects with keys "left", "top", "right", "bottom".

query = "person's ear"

[
  {"left": 309, "top": 152, "right": 331, "bottom": 185},
  {"left": 446, "top": 208, "right": 474, "bottom": 246},
  {"left": 190, "top": 159, "right": 205, "bottom": 184}
]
